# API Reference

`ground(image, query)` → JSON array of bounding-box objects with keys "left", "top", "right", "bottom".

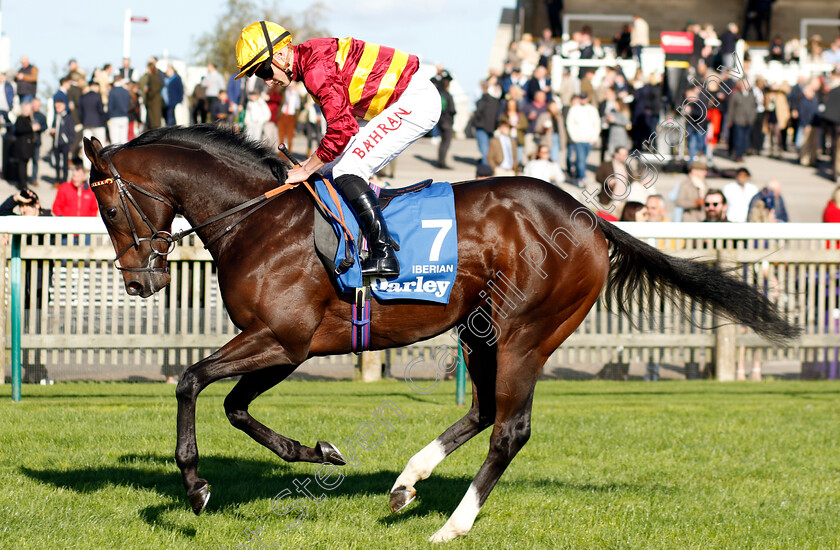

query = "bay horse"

[{"left": 83, "top": 126, "right": 797, "bottom": 542}]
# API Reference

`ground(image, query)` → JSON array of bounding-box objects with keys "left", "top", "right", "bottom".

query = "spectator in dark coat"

[
  {"left": 525, "top": 65, "right": 552, "bottom": 103},
  {"left": 546, "top": 0, "right": 563, "bottom": 38},
  {"left": 13, "top": 102, "right": 39, "bottom": 190},
  {"left": 210, "top": 90, "right": 234, "bottom": 127},
  {"left": 436, "top": 74, "right": 457, "bottom": 169},
  {"left": 631, "top": 74, "right": 662, "bottom": 151},
  {"left": 164, "top": 65, "right": 184, "bottom": 126},
  {"left": 784, "top": 75, "right": 807, "bottom": 152},
  {"left": 107, "top": 78, "right": 132, "bottom": 144},
  {"left": 748, "top": 178, "right": 788, "bottom": 223},
  {"left": 767, "top": 35, "right": 785, "bottom": 62},
  {"left": 719, "top": 23, "right": 739, "bottom": 69},
  {"left": 729, "top": 79, "right": 757, "bottom": 161},
  {"left": 795, "top": 80, "right": 820, "bottom": 166},
  {"left": 143, "top": 61, "right": 163, "bottom": 129},
  {"left": 614, "top": 24, "right": 632, "bottom": 59},
  {"left": 79, "top": 80, "right": 107, "bottom": 168},
  {"left": 743, "top": 0, "right": 773, "bottom": 41},
  {"left": 49, "top": 99, "right": 76, "bottom": 184},
  {"left": 474, "top": 77, "right": 502, "bottom": 165},
  {"left": 689, "top": 23, "right": 705, "bottom": 70},
  {"left": 821, "top": 83, "right": 840, "bottom": 181},
  {"left": 52, "top": 77, "right": 71, "bottom": 114},
  {"left": 66, "top": 76, "right": 84, "bottom": 157},
  {"left": 29, "top": 98, "right": 48, "bottom": 183}
]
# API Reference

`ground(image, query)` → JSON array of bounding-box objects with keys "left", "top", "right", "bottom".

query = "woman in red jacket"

[
  {"left": 823, "top": 185, "right": 840, "bottom": 249},
  {"left": 235, "top": 21, "right": 442, "bottom": 278},
  {"left": 824, "top": 185, "right": 840, "bottom": 223},
  {"left": 52, "top": 161, "right": 98, "bottom": 217}
]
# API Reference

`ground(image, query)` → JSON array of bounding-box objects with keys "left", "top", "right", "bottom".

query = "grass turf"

[{"left": 1, "top": 379, "right": 839, "bottom": 549}]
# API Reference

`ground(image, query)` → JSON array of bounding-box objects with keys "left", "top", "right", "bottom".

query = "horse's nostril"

[{"left": 127, "top": 281, "right": 144, "bottom": 295}]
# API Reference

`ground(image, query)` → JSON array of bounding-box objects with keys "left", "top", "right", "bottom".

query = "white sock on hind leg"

[
  {"left": 391, "top": 438, "right": 446, "bottom": 492},
  {"left": 429, "top": 484, "right": 480, "bottom": 543}
]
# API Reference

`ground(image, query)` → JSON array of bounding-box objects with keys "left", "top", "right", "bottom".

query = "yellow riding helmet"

[{"left": 235, "top": 21, "right": 292, "bottom": 80}]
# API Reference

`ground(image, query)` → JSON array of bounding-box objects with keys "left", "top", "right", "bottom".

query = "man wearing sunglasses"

[
  {"left": 702, "top": 189, "right": 729, "bottom": 223},
  {"left": 234, "top": 21, "right": 442, "bottom": 278}
]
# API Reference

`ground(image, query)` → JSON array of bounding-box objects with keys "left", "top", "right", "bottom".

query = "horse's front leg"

[
  {"left": 175, "top": 321, "right": 301, "bottom": 515},
  {"left": 223, "top": 368, "right": 347, "bottom": 465}
]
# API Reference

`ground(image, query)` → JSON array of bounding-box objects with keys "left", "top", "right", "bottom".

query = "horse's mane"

[{"left": 107, "top": 124, "right": 289, "bottom": 181}]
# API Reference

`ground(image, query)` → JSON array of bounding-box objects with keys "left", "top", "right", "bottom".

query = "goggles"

[{"left": 250, "top": 57, "right": 274, "bottom": 80}]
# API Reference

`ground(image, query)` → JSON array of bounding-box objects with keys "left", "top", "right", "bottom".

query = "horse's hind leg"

[
  {"left": 390, "top": 330, "right": 496, "bottom": 512},
  {"left": 428, "top": 346, "right": 541, "bottom": 543},
  {"left": 224, "top": 368, "right": 346, "bottom": 464},
  {"left": 428, "top": 280, "right": 602, "bottom": 542},
  {"left": 176, "top": 321, "right": 305, "bottom": 515}
]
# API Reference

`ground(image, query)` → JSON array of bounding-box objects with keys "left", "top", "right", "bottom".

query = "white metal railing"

[
  {"left": 615, "top": 222, "right": 840, "bottom": 240},
  {"left": 4, "top": 217, "right": 838, "bottom": 244},
  {"left": 0, "top": 216, "right": 192, "bottom": 235},
  {"left": 1, "top": 219, "right": 839, "bottom": 385}
]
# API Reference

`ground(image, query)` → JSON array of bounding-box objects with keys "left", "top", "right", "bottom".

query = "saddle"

[
  {"left": 312, "top": 179, "right": 433, "bottom": 277},
  {"left": 311, "top": 177, "right": 457, "bottom": 353}
]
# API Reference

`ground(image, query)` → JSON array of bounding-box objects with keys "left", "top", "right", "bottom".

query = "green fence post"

[
  {"left": 455, "top": 342, "right": 466, "bottom": 406},
  {"left": 11, "top": 234, "right": 21, "bottom": 402}
]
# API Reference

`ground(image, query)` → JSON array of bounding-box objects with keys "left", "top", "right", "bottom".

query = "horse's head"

[{"left": 84, "top": 137, "right": 175, "bottom": 298}]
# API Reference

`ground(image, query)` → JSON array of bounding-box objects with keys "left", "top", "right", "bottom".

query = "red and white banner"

[{"left": 660, "top": 32, "right": 694, "bottom": 54}]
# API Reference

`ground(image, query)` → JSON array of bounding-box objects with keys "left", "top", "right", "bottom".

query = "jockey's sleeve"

[{"left": 294, "top": 41, "right": 359, "bottom": 164}]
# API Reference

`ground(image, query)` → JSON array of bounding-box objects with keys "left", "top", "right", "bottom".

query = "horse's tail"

[{"left": 596, "top": 217, "right": 800, "bottom": 343}]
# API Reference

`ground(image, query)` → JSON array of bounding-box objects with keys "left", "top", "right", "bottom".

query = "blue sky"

[{"left": 2, "top": 0, "right": 513, "bottom": 99}]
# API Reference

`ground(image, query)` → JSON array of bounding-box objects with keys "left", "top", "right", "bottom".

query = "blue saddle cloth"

[{"left": 313, "top": 179, "right": 458, "bottom": 304}]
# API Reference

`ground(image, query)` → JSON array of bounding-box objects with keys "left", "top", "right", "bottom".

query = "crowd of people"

[
  {"left": 2, "top": 55, "right": 186, "bottom": 186},
  {"left": 469, "top": 16, "right": 840, "bottom": 226},
  {"left": 0, "top": 55, "right": 188, "bottom": 218},
  {"left": 3, "top": 14, "right": 840, "bottom": 226},
  {"left": 0, "top": 53, "right": 327, "bottom": 202}
]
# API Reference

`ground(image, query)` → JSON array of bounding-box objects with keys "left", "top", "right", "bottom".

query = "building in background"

[{"left": 517, "top": 0, "right": 838, "bottom": 46}]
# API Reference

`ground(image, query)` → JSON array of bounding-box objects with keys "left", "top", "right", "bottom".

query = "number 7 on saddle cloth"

[{"left": 313, "top": 178, "right": 458, "bottom": 304}]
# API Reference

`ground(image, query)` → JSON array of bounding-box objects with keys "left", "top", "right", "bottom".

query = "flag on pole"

[{"left": 131, "top": 16, "right": 149, "bottom": 22}]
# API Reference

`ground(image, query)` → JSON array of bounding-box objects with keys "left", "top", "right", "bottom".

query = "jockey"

[{"left": 235, "top": 21, "right": 442, "bottom": 278}]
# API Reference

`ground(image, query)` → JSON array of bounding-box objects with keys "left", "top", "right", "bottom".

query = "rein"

[{"left": 95, "top": 153, "right": 355, "bottom": 273}]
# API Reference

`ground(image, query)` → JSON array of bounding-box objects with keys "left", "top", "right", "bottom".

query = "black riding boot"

[{"left": 335, "top": 174, "right": 400, "bottom": 278}]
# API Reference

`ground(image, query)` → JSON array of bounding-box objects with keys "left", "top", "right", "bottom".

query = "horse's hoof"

[
  {"left": 389, "top": 485, "right": 416, "bottom": 513},
  {"left": 429, "top": 528, "right": 459, "bottom": 543},
  {"left": 188, "top": 481, "right": 211, "bottom": 515},
  {"left": 316, "top": 441, "right": 347, "bottom": 466}
]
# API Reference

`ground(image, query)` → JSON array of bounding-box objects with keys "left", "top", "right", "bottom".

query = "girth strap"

[{"left": 351, "top": 284, "right": 372, "bottom": 353}]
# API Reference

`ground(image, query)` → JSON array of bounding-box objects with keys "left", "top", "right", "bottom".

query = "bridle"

[
  {"left": 99, "top": 156, "right": 178, "bottom": 274},
  {"left": 93, "top": 145, "right": 357, "bottom": 277},
  {"left": 95, "top": 154, "right": 297, "bottom": 274}
]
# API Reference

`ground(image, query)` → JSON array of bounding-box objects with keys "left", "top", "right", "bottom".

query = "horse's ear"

[{"left": 83, "top": 137, "right": 108, "bottom": 174}]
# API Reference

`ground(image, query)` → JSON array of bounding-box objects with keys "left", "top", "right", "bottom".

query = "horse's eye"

[{"left": 106, "top": 208, "right": 118, "bottom": 219}]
